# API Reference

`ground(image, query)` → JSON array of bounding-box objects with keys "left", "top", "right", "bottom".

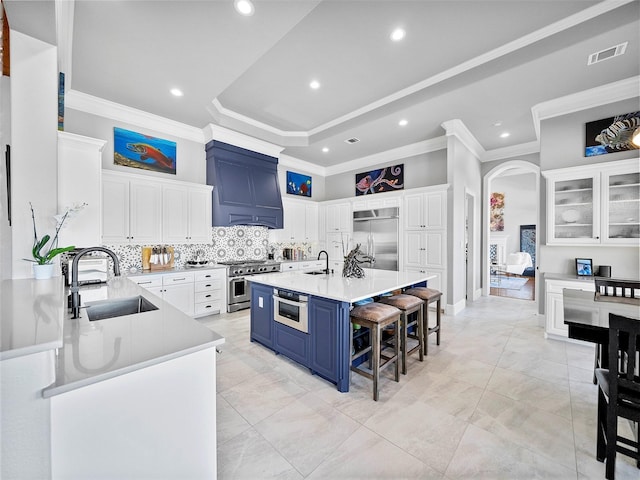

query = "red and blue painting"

[
  {"left": 114, "top": 127, "right": 177, "bottom": 174},
  {"left": 286, "top": 171, "right": 312, "bottom": 197},
  {"left": 355, "top": 164, "right": 404, "bottom": 196}
]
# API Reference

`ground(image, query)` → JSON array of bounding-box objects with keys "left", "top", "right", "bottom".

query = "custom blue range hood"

[{"left": 205, "top": 140, "right": 283, "bottom": 229}]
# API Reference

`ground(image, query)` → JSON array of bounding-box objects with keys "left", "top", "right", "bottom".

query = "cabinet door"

[
  {"left": 404, "top": 193, "right": 425, "bottom": 229},
  {"left": 162, "top": 185, "right": 189, "bottom": 244},
  {"left": 425, "top": 231, "right": 445, "bottom": 269},
  {"left": 326, "top": 232, "right": 348, "bottom": 261},
  {"left": 162, "top": 283, "right": 195, "bottom": 316},
  {"left": 326, "top": 203, "right": 351, "bottom": 232},
  {"left": 187, "top": 188, "right": 212, "bottom": 243},
  {"left": 102, "top": 176, "right": 130, "bottom": 243},
  {"left": 545, "top": 291, "right": 567, "bottom": 338},
  {"left": 250, "top": 284, "right": 274, "bottom": 348},
  {"left": 404, "top": 231, "right": 425, "bottom": 268},
  {"left": 130, "top": 180, "right": 162, "bottom": 244},
  {"left": 548, "top": 174, "right": 600, "bottom": 244},
  {"left": 425, "top": 191, "right": 445, "bottom": 228},
  {"left": 305, "top": 203, "right": 319, "bottom": 242},
  {"left": 602, "top": 169, "right": 640, "bottom": 244},
  {"left": 309, "top": 297, "right": 340, "bottom": 382},
  {"left": 289, "top": 202, "right": 306, "bottom": 242}
]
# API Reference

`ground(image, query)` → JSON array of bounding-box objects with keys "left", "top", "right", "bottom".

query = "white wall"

[
  {"left": 9, "top": 31, "right": 58, "bottom": 279},
  {"left": 1, "top": 75, "right": 12, "bottom": 280},
  {"left": 491, "top": 173, "right": 537, "bottom": 256}
]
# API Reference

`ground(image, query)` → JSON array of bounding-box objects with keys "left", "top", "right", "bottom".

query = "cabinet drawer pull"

[
  {"left": 205, "top": 274, "right": 211, "bottom": 278},
  {"left": 173, "top": 277, "right": 186, "bottom": 281},
  {"left": 137, "top": 281, "right": 153, "bottom": 285},
  {"left": 205, "top": 284, "right": 212, "bottom": 287},
  {"left": 206, "top": 294, "right": 212, "bottom": 298}
]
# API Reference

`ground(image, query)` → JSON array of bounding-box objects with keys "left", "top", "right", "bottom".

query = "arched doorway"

[{"left": 482, "top": 161, "right": 540, "bottom": 305}]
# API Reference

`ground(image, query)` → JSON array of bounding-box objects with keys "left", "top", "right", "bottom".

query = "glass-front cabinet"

[{"left": 544, "top": 159, "right": 639, "bottom": 245}]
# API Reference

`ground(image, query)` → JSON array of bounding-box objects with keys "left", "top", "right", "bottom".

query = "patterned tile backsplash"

[{"left": 96, "top": 226, "right": 315, "bottom": 272}]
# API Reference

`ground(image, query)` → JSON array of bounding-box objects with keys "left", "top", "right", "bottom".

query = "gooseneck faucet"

[
  {"left": 70, "top": 247, "right": 121, "bottom": 318},
  {"left": 317, "top": 250, "right": 329, "bottom": 274}
]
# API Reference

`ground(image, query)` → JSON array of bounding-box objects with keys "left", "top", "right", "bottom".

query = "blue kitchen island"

[{"left": 249, "top": 269, "right": 436, "bottom": 392}]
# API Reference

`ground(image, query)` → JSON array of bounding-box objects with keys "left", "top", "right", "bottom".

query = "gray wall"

[
  {"left": 538, "top": 96, "right": 640, "bottom": 281},
  {"left": 323, "top": 149, "right": 447, "bottom": 200}
]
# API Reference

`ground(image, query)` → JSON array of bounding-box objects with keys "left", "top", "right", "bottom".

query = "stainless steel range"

[{"left": 220, "top": 260, "right": 280, "bottom": 312}]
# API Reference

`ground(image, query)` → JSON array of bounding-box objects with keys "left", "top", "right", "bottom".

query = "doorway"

[{"left": 483, "top": 162, "right": 540, "bottom": 305}]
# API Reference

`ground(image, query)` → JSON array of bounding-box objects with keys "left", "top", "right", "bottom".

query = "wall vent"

[
  {"left": 344, "top": 137, "right": 360, "bottom": 144},
  {"left": 588, "top": 42, "right": 627, "bottom": 65}
]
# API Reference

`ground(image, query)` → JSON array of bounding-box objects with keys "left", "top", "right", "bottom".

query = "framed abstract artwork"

[
  {"left": 286, "top": 171, "right": 312, "bottom": 197},
  {"left": 113, "top": 127, "right": 177, "bottom": 174},
  {"left": 585, "top": 111, "right": 640, "bottom": 157},
  {"left": 355, "top": 164, "right": 404, "bottom": 196},
  {"left": 490, "top": 192, "right": 504, "bottom": 231}
]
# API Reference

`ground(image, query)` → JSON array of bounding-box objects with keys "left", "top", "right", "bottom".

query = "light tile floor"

[{"left": 199, "top": 295, "right": 639, "bottom": 479}]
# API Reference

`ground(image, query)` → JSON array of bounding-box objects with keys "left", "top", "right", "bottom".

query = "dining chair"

[
  {"left": 594, "top": 313, "right": 640, "bottom": 479},
  {"left": 592, "top": 278, "right": 640, "bottom": 383}
]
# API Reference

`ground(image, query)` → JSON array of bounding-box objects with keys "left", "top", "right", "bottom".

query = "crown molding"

[
  {"left": 54, "top": 0, "right": 74, "bottom": 87},
  {"left": 279, "top": 154, "right": 326, "bottom": 176},
  {"left": 203, "top": 123, "right": 284, "bottom": 158},
  {"left": 481, "top": 141, "right": 540, "bottom": 162},
  {"left": 65, "top": 90, "right": 206, "bottom": 142},
  {"left": 58, "top": 130, "right": 107, "bottom": 152},
  {"left": 531, "top": 76, "right": 640, "bottom": 139},
  {"left": 441, "top": 119, "right": 485, "bottom": 160},
  {"left": 324, "top": 136, "right": 447, "bottom": 176}
]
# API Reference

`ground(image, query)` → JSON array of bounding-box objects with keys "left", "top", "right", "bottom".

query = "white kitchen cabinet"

[
  {"left": 271, "top": 198, "right": 319, "bottom": 243},
  {"left": 102, "top": 171, "right": 162, "bottom": 244},
  {"left": 130, "top": 268, "right": 225, "bottom": 318},
  {"left": 162, "top": 184, "right": 212, "bottom": 244},
  {"left": 404, "top": 189, "right": 446, "bottom": 230},
  {"left": 326, "top": 231, "right": 351, "bottom": 262},
  {"left": 325, "top": 202, "right": 351, "bottom": 233},
  {"left": 57, "top": 131, "right": 106, "bottom": 248},
  {"left": 543, "top": 158, "right": 639, "bottom": 245},
  {"left": 280, "top": 260, "right": 324, "bottom": 272},
  {"left": 544, "top": 276, "right": 595, "bottom": 340},
  {"left": 351, "top": 193, "right": 401, "bottom": 212}
]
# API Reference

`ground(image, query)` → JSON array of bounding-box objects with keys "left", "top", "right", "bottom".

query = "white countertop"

[
  {"left": 1, "top": 277, "right": 65, "bottom": 360},
  {"left": 1, "top": 275, "right": 224, "bottom": 397},
  {"left": 249, "top": 269, "right": 436, "bottom": 303}
]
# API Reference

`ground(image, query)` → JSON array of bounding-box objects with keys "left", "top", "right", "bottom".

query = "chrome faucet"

[
  {"left": 317, "top": 250, "right": 329, "bottom": 274},
  {"left": 70, "top": 247, "right": 121, "bottom": 318}
]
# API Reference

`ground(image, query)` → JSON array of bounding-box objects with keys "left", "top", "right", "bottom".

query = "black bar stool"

[
  {"left": 378, "top": 294, "right": 424, "bottom": 374},
  {"left": 404, "top": 287, "right": 442, "bottom": 355},
  {"left": 350, "top": 302, "right": 401, "bottom": 401}
]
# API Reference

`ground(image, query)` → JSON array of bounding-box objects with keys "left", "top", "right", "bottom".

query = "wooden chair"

[
  {"left": 592, "top": 278, "right": 640, "bottom": 383},
  {"left": 594, "top": 313, "right": 640, "bottom": 479},
  {"left": 404, "top": 287, "right": 442, "bottom": 356},
  {"left": 379, "top": 294, "right": 424, "bottom": 374}
]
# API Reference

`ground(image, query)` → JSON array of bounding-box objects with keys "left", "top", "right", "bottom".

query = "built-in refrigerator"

[{"left": 352, "top": 207, "right": 399, "bottom": 271}]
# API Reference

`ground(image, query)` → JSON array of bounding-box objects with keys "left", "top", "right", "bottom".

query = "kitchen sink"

[
  {"left": 85, "top": 295, "right": 158, "bottom": 321},
  {"left": 305, "top": 270, "right": 328, "bottom": 275}
]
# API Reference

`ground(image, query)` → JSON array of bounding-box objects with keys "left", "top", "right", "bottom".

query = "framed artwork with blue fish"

[
  {"left": 286, "top": 171, "right": 312, "bottom": 197},
  {"left": 355, "top": 164, "right": 404, "bottom": 196},
  {"left": 113, "top": 127, "right": 177, "bottom": 174},
  {"left": 585, "top": 111, "right": 639, "bottom": 157}
]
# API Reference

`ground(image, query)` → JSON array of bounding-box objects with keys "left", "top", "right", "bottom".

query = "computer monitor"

[{"left": 575, "top": 258, "right": 593, "bottom": 277}]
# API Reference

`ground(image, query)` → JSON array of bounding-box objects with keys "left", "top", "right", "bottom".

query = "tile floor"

[{"left": 198, "top": 295, "right": 638, "bottom": 479}]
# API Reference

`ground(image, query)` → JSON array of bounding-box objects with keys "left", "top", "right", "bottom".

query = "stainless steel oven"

[
  {"left": 273, "top": 289, "right": 309, "bottom": 333},
  {"left": 221, "top": 260, "right": 281, "bottom": 312}
]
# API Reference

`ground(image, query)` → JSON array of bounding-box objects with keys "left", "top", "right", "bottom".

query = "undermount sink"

[
  {"left": 305, "top": 270, "right": 328, "bottom": 275},
  {"left": 85, "top": 295, "right": 158, "bottom": 321}
]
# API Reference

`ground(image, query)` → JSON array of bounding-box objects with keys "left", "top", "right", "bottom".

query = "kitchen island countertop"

[{"left": 248, "top": 268, "right": 436, "bottom": 303}]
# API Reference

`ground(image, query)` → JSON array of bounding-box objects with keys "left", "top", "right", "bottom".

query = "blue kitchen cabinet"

[
  {"left": 205, "top": 141, "right": 283, "bottom": 228},
  {"left": 274, "top": 323, "right": 309, "bottom": 366},
  {"left": 250, "top": 284, "right": 274, "bottom": 348},
  {"left": 309, "top": 296, "right": 350, "bottom": 391}
]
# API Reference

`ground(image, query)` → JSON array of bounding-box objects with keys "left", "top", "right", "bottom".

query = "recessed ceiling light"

[
  {"left": 493, "top": 121, "right": 502, "bottom": 127},
  {"left": 309, "top": 80, "right": 321, "bottom": 90},
  {"left": 170, "top": 88, "right": 183, "bottom": 97},
  {"left": 234, "top": 0, "right": 254, "bottom": 16},
  {"left": 322, "top": 147, "right": 329, "bottom": 153},
  {"left": 398, "top": 119, "right": 408, "bottom": 127},
  {"left": 500, "top": 132, "right": 510, "bottom": 138},
  {"left": 390, "top": 27, "right": 406, "bottom": 41}
]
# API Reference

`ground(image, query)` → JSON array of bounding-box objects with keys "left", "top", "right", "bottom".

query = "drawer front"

[
  {"left": 195, "top": 278, "right": 223, "bottom": 293},
  {"left": 546, "top": 279, "right": 595, "bottom": 294},
  {"left": 162, "top": 272, "right": 194, "bottom": 285},
  {"left": 194, "top": 301, "right": 222, "bottom": 316},
  {"left": 130, "top": 276, "right": 163, "bottom": 289},
  {"left": 280, "top": 262, "right": 299, "bottom": 271},
  {"left": 195, "top": 269, "right": 225, "bottom": 282},
  {"left": 299, "top": 260, "right": 324, "bottom": 271},
  {"left": 195, "top": 290, "right": 222, "bottom": 303}
]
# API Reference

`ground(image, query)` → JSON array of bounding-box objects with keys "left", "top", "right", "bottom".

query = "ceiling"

[{"left": 4, "top": 0, "right": 640, "bottom": 169}]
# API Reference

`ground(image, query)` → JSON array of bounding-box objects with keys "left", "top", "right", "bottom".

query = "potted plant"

[{"left": 25, "top": 202, "right": 79, "bottom": 279}]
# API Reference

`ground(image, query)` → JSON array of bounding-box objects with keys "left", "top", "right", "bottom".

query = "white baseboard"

[{"left": 445, "top": 298, "right": 466, "bottom": 316}]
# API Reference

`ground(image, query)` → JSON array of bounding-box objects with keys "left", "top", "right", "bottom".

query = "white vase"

[{"left": 33, "top": 263, "right": 55, "bottom": 280}]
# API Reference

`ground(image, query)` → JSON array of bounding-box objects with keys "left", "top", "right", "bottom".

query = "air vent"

[
  {"left": 344, "top": 137, "right": 360, "bottom": 144},
  {"left": 588, "top": 42, "right": 627, "bottom": 65}
]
